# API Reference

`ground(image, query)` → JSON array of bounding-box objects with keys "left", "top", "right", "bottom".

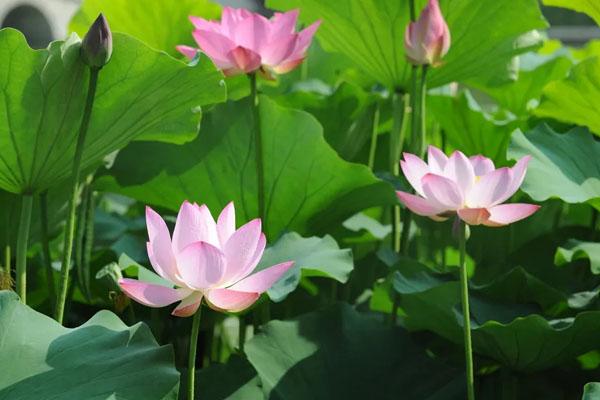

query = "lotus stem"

[
  {"left": 55, "top": 67, "right": 99, "bottom": 324},
  {"left": 389, "top": 91, "right": 409, "bottom": 254},
  {"left": 16, "top": 195, "right": 33, "bottom": 302},
  {"left": 250, "top": 73, "right": 266, "bottom": 234},
  {"left": 188, "top": 305, "right": 203, "bottom": 400},
  {"left": 4, "top": 245, "right": 10, "bottom": 276},
  {"left": 367, "top": 102, "right": 380, "bottom": 170},
  {"left": 75, "top": 183, "right": 89, "bottom": 298},
  {"left": 40, "top": 191, "right": 56, "bottom": 306},
  {"left": 389, "top": 92, "right": 410, "bottom": 325},
  {"left": 409, "top": 65, "right": 428, "bottom": 157},
  {"left": 83, "top": 186, "right": 96, "bottom": 299},
  {"left": 458, "top": 219, "right": 475, "bottom": 400},
  {"left": 238, "top": 315, "right": 247, "bottom": 352}
]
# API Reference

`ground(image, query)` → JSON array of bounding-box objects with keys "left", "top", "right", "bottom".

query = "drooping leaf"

[
  {"left": 508, "top": 125, "right": 600, "bottom": 206},
  {"left": 95, "top": 96, "right": 397, "bottom": 240},
  {"left": 266, "top": 0, "right": 547, "bottom": 89},
  {"left": 193, "top": 355, "right": 263, "bottom": 400},
  {"left": 583, "top": 382, "right": 600, "bottom": 400},
  {"left": 543, "top": 0, "right": 600, "bottom": 26},
  {"left": 256, "top": 232, "right": 353, "bottom": 302},
  {"left": 245, "top": 303, "right": 465, "bottom": 399},
  {"left": 394, "top": 265, "right": 600, "bottom": 371},
  {"left": 556, "top": 240, "right": 600, "bottom": 274},
  {"left": 0, "top": 290, "right": 179, "bottom": 399},
  {"left": 69, "top": 0, "right": 221, "bottom": 56},
  {"left": 342, "top": 212, "right": 392, "bottom": 242},
  {"left": 273, "top": 82, "right": 377, "bottom": 162},
  {"left": 0, "top": 29, "right": 226, "bottom": 194},
  {"left": 428, "top": 92, "right": 519, "bottom": 164},
  {"left": 471, "top": 55, "right": 572, "bottom": 116},
  {"left": 535, "top": 57, "right": 600, "bottom": 136}
]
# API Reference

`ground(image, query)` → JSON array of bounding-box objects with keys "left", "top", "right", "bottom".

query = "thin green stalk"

[
  {"left": 188, "top": 306, "right": 203, "bottom": 400},
  {"left": 75, "top": 183, "right": 89, "bottom": 298},
  {"left": 16, "top": 195, "right": 33, "bottom": 302},
  {"left": 249, "top": 73, "right": 266, "bottom": 233},
  {"left": 388, "top": 92, "right": 410, "bottom": 325},
  {"left": 591, "top": 208, "right": 598, "bottom": 241},
  {"left": 82, "top": 187, "right": 96, "bottom": 299},
  {"left": 409, "top": 66, "right": 428, "bottom": 157},
  {"left": 238, "top": 315, "right": 247, "bottom": 352},
  {"left": 40, "top": 191, "right": 56, "bottom": 306},
  {"left": 4, "top": 245, "right": 10, "bottom": 276},
  {"left": 409, "top": 0, "right": 416, "bottom": 20},
  {"left": 55, "top": 68, "right": 99, "bottom": 323},
  {"left": 458, "top": 219, "right": 475, "bottom": 400},
  {"left": 389, "top": 92, "right": 409, "bottom": 253},
  {"left": 367, "top": 102, "right": 380, "bottom": 170}
]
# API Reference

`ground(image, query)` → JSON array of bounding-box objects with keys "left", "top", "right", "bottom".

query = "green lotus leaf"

[
  {"left": 69, "top": 0, "right": 220, "bottom": 55},
  {"left": 508, "top": 125, "right": 600, "bottom": 205},
  {"left": 95, "top": 96, "right": 397, "bottom": 240},
  {"left": 245, "top": 303, "right": 465, "bottom": 399},
  {"left": 0, "top": 290, "right": 179, "bottom": 399},
  {"left": 254, "top": 232, "right": 354, "bottom": 302},
  {"left": 0, "top": 28, "right": 226, "bottom": 194},
  {"left": 267, "top": 0, "right": 547, "bottom": 89}
]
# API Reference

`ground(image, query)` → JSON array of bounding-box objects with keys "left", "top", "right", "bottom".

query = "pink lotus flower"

[
  {"left": 176, "top": 7, "right": 320, "bottom": 77},
  {"left": 397, "top": 146, "right": 540, "bottom": 226},
  {"left": 404, "top": 0, "right": 450, "bottom": 67},
  {"left": 118, "top": 201, "right": 293, "bottom": 317}
]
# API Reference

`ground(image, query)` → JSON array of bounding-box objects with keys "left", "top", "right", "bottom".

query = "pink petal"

[
  {"left": 484, "top": 203, "right": 540, "bottom": 227},
  {"left": 261, "top": 34, "right": 297, "bottom": 66},
  {"left": 192, "top": 29, "right": 236, "bottom": 69},
  {"left": 227, "top": 46, "right": 262, "bottom": 73},
  {"left": 177, "top": 242, "right": 225, "bottom": 290},
  {"left": 172, "top": 291, "right": 203, "bottom": 317},
  {"left": 443, "top": 150, "right": 475, "bottom": 196},
  {"left": 271, "top": 58, "right": 304, "bottom": 74},
  {"left": 231, "top": 13, "right": 271, "bottom": 54},
  {"left": 221, "top": 7, "right": 253, "bottom": 36},
  {"left": 293, "top": 20, "right": 320, "bottom": 53},
  {"left": 457, "top": 208, "right": 491, "bottom": 226},
  {"left": 270, "top": 10, "right": 300, "bottom": 37},
  {"left": 405, "top": 0, "right": 450, "bottom": 65},
  {"left": 206, "top": 288, "right": 260, "bottom": 312},
  {"left": 175, "top": 45, "right": 198, "bottom": 61},
  {"left": 284, "top": 20, "right": 320, "bottom": 62},
  {"left": 427, "top": 145, "right": 448, "bottom": 174},
  {"left": 466, "top": 167, "right": 512, "bottom": 208},
  {"left": 189, "top": 16, "right": 221, "bottom": 32},
  {"left": 469, "top": 155, "right": 495, "bottom": 176},
  {"left": 396, "top": 191, "right": 446, "bottom": 218},
  {"left": 494, "top": 156, "right": 531, "bottom": 205},
  {"left": 146, "top": 207, "right": 180, "bottom": 283},
  {"left": 119, "top": 278, "right": 188, "bottom": 307},
  {"left": 421, "top": 173, "right": 464, "bottom": 209},
  {"left": 228, "top": 261, "right": 294, "bottom": 293},
  {"left": 217, "top": 202, "right": 236, "bottom": 247},
  {"left": 172, "top": 201, "right": 219, "bottom": 255},
  {"left": 400, "top": 153, "right": 430, "bottom": 196},
  {"left": 221, "top": 220, "right": 265, "bottom": 285}
]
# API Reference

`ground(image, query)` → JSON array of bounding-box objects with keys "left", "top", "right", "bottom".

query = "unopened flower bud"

[
  {"left": 404, "top": 0, "right": 450, "bottom": 67},
  {"left": 81, "top": 13, "right": 113, "bottom": 69}
]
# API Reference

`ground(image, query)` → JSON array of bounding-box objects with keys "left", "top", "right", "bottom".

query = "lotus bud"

[
  {"left": 81, "top": 13, "right": 113, "bottom": 69},
  {"left": 404, "top": 0, "right": 450, "bottom": 67}
]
